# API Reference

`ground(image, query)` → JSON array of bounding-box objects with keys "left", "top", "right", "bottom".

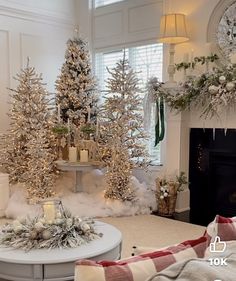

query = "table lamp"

[{"left": 159, "top": 13, "right": 189, "bottom": 85}]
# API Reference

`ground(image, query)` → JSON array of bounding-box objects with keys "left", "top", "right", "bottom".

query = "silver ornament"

[
  {"left": 208, "top": 85, "right": 218, "bottom": 95},
  {"left": 219, "top": 76, "right": 226, "bottom": 84},
  {"left": 13, "top": 225, "right": 23, "bottom": 234},
  {"left": 226, "top": 82, "right": 235, "bottom": 91},
  {"left": 34, "top": 222, "right": 44, "bottom": 232},
  {"left": 81, "top": 223, "right": 91, "bottom": 232}
]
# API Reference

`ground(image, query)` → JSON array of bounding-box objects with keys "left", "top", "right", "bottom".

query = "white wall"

[{"left": 0, "top": 0, "right": 76, "bottom": 133}]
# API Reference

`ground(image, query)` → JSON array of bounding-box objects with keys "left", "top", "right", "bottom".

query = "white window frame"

[
  {"left": 94, "top": 0, "right": 125, "bottom": 8},
  {"left": 94, "top": 43, "right": 164, "bottom": 165}
]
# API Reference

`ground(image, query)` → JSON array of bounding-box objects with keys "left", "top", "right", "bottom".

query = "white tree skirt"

[{"left": 5, "top": 170, "right": 157, "bottom": 219}]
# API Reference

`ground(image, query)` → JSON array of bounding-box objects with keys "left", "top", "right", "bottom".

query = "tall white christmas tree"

[
  {"left": 100, "top": 54, "right": 147, "bottom": 201},
  {"left": 0, "top": 61, "right": 57, "bottom": 201},
  {"left": 55, "top": 37, "right": 98, "bottom": 128}
]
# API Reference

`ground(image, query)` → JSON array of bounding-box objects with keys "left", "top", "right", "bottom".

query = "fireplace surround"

[{"left": 189, "top": 128, "right": 236, "bottom": 226}]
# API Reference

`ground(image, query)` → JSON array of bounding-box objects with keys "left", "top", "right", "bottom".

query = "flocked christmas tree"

[
  {"left": 0, "top": 61, "right": 57, "bottom": 201},
  {"left": 55, "top": 36, "right": 98, "bottom": 129},
  {"left": 100, "top": 54, "right": 147, "bottom": 201}
]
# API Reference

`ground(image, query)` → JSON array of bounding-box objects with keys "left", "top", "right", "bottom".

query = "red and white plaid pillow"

[
  {"left": 205, "top": 215, "right": 236, "bottom": 244},
  {"left": 75, "top": 236, "right": 207, "bottom": 281}
]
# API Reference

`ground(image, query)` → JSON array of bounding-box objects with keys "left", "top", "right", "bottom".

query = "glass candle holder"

[{"left": 41, "top": 199, "right": 64, "bottom": 223}]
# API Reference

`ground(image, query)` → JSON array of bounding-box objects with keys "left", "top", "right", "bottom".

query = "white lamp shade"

[{"left": 159, "top": 13, "right": 189, "bottom": 44}]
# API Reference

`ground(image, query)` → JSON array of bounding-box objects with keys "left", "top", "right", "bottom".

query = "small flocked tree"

[
  {"left": 0, "top": 61, "right": 57, "bottom": 201},
  {"left": 55, "top": 37, "right": 98, "bottom": 127},
  {"left": 100, "top": 54, "right": 147, "bottom": 201}
]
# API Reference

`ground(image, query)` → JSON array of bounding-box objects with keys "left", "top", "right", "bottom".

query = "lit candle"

[
  {"left": 87, "top": 106, "right": 91, "bottom": 123},
  {"left": 43, "top": 202, "right": 56, "bottom": 223},
  {"left": 57, "top": 104, "right": 61, "bottom": 123},
  {"left": 69, "top": 147, "right": 77, "bottom": 162},
  {"left": 80, "top": 149, "right": 88, "bottom": 162}
]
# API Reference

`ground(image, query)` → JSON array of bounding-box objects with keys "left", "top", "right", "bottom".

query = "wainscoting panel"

[
  {"left": 0, "top": 30, "right": 10, "bottom": 133},
  {"left": 20, "top": 33, "right": 66, "bottom": 93},
  {"left": 93, "top": 0, "right": 163, "bottom": 50}
]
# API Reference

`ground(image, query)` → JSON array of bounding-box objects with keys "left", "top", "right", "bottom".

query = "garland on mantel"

[{"left": 148, "top": 64, "right": 236, "bottom": 119}]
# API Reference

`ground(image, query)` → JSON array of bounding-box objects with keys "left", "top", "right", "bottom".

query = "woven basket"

[{"left": 156, "top": 179, "right": 179, "bottom": 217}]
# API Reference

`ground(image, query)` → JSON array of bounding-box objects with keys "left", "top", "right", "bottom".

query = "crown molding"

[{"left": 0, "top": 4, "right": 76, "bottom": 28}]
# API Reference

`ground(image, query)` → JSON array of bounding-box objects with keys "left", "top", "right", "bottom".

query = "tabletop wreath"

[
  {"left": 0, "top": 211, "right": 102, "bottom": 252},
  {"left": 148, "top": 63, "right": 236, "bottom": 119}
]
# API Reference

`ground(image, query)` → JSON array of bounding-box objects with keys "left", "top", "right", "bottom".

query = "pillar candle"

[
  {"left": 0, "top": 173, "right": 9, "bottom": 218},
  {"left": 80, "top": 149, "right": 89, "bottom": 162},
  {"left": 69, "top": 147, "right": 77, "bottom": 162},
  {"left": 43, "top": 202, "right": 56, "bottom": 223}
]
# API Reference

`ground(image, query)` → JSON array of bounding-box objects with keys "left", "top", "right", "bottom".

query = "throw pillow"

[{"left": 75, "top": 236, "right": 207, "bottom": 281}]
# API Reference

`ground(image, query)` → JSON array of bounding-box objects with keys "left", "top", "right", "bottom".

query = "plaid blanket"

[{"left": 146, "top": 241, "right": 236, "bottom": 281}]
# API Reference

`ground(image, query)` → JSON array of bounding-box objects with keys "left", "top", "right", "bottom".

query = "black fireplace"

[{"left": 189, "top": 128, "right": 236, "bottom": 226}]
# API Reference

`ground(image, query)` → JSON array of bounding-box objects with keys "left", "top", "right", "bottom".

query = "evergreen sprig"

[{"left": 175, "top": 54, "right": 219, "bottom": 71}]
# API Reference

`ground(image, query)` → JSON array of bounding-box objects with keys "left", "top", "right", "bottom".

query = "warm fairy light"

[
  {"left": 55, "top": 37, "right": 98, "bottom": 129},
  {"left": 0, "top": 64, "right": 57, "bottom": 202},
  {"left": 100, "top": 56, "right": 148, "bottom": 202}
]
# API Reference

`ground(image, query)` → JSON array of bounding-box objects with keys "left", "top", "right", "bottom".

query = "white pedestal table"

[
  {"left": 0, "top": 221, "right": 122, "bottom": 281},
  {"left": 56, "top": 161, "right": 102, "bottom": 193}
]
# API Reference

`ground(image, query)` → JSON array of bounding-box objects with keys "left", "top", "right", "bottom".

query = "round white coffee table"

[{"left": 0, "top": 221, "right": 122, "bottom": 281}]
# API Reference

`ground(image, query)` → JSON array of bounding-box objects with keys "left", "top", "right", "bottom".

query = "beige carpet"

[
  {"left": 100, "top": 215, "right": 205, "bottom": 258},
  {"left": 0, "top": 215, "right": 205, "bottom": 259}
]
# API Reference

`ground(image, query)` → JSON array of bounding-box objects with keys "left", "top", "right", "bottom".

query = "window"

[
  {"left": 95, "top": 43, "right": 163, "bottom": 164},
  {"left": 94, "top": 0, "right": 124, "bottom": 8}
]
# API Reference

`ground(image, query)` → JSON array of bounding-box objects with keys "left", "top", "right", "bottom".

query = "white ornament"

[
  {"left": 42, "top": 229, "right": 52, "bottom": 240},
  {"left": 81, "top": 223, "right": 91, "bottom": 232},
  {"left": 34, "top": 222, "right": 44, "bottom": 232},
  {"left": 226, "top": 82, "right": 235, "bottom": 91},
  {"left": 164, "top": 192, "right": 169, "bottom": 197},
  {"left": 160, "top": 195, "right": 164, "bottom": 200},
  {"left": 160, "top": 187, "right": 165, "bottom": 192},
  {"left": 219, "top": 76, "right": 226, "bottom": 84},
  {"left": 208, "top": 85, "right": 218, "bottom": 95},
  {"left": 14, "top": 225, "right": 23, "bottom": 233}
]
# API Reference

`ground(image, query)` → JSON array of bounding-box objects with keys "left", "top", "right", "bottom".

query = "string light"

[
  {"left": 0, "top": 64, "right": 57, "bottom": 203},
  {"left": 100, "top": 55, "right": 148, "bottom": 202}
]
